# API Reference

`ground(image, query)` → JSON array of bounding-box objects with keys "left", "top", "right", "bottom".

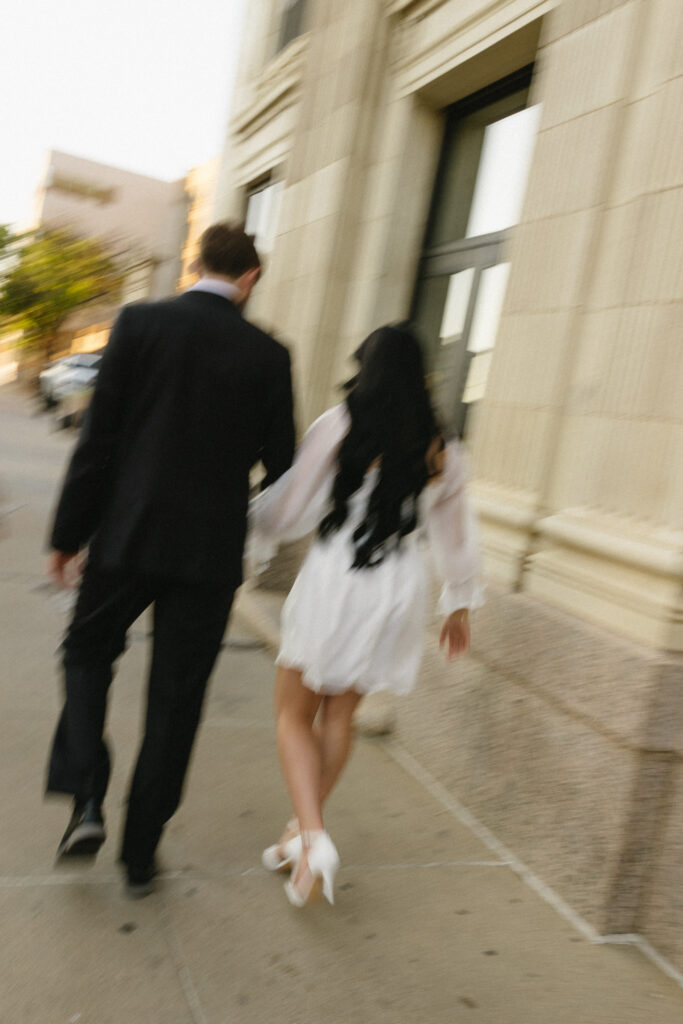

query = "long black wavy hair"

[{"left": 318, "top": 324, "right": 439, "bottom": 569}]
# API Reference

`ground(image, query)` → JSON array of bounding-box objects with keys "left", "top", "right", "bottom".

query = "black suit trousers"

[{"left": 46, "top": 563, "right": 234, "bottom": 867}]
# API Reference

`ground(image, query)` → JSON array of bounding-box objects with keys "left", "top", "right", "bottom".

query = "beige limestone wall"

[
  {"left": 178, "top": 157, "right": 221, "bottom": 291},
  {"left": 397, "top": 585, "right": 683, "bottom": 936},
  {"left": 641, "top": 760, "right": 683, "bottom": 967},
  {"left": 451, "top": 0, "right": 683, "bottom": 971},
  {"left": 212, "top": 14, "right": 309, "bottom": 241},
  {"left": 529, "top": 0, "right": 683, "bottom": 646},
  {"left": 387, "top": 0, "right": 552, "bottom": 103},
  {"left": 220, "top": 1, "right": 396, "bottom": 427},
  {"left": 327, "top": 0, "right": 549, "bottom": 400},
  {"left": 328, "top": 84, "right": 443, "bottom": 394},
  {"left": 394, "top": 554, "right": 683, "bottom": 966},
  {"left": 217, "top": 0, "right": 552, "bottom": 421},
  {"left": 469, "top": 0, "right": 683, "bottom": 651},
  {"left": 277, "top": 2, "right": 392, "bottom": 424}
]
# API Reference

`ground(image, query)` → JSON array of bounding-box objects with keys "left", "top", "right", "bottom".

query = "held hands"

[
  {"left": 47, "top": 550, "right": 82, "bottom": 590},
  {"left": 439, "top": 608, "right": 470, "bottom": 660}
]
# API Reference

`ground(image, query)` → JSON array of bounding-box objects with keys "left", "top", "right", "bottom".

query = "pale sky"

[{"left": 1, "top": 0, "right": 248, "bottom": 230}]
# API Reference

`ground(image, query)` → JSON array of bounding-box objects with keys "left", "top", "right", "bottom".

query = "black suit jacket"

[{"left": 50, "top": 289, "right": 295, "bottom": 587}]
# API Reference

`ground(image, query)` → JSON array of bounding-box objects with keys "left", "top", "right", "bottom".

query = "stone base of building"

[{"left": 396, "top": 586, "right": 683, "bottom": 972}]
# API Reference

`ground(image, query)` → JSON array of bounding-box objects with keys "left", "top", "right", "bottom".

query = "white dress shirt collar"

[{"left": 188, "top": 277, "right": 240, "bottom": 302}]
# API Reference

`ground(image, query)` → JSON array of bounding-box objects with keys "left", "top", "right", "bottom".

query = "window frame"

[
  {"left": 244, "top": 175, "right": 284, "bottom": 255},
  {"left": 411, "top": 64, "right": 536, "bottom": 438}
]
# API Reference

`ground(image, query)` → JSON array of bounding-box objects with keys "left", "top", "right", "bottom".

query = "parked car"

[{"left": 38, "top": 352, "right": 103, "bottom": 410}]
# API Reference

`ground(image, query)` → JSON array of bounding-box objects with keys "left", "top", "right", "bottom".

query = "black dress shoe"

[
  {"left": 124, "top": 859, "right": 159, "bottom": 899},
  {"left": 56, "top": 799, "right": 106, "bottom": 860}
]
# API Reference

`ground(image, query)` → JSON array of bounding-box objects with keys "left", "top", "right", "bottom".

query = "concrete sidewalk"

[{"left": 2, "top": 382, "right": 683, "bottom": 1024}]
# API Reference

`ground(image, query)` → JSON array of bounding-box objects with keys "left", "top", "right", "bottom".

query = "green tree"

[
  {"left": 0, "top": 227, "right": 123, "bottom": 359},
  {"left": 0, "top": 224, "right": 12, "bottom": 256}
]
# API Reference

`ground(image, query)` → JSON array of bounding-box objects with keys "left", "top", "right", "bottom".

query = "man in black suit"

[{"left": 45, "top": 222, "right": 295, "bottom": 895}]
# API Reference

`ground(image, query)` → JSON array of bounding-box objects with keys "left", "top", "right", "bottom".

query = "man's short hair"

[{"left": 199, "top": 222, "right": 261, "bottom": 278}]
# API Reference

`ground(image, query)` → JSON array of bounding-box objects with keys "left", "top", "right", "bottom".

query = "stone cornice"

[
  {"left": 388, "top": 0, "right": 552, "bottom": 101},
  {"left": 385, "top": 0, "right": 448, "bottom": 17},
  {"left": 473, "top": 484, "right": 683, "bottom": 580},
  {"left": 472, "top": 488, "right": 537, "bottom": 530},
  {"left": 537, "top": 512, "right": 683, "bottom": 580},
  {"left": 231, "top": 35, "right": 309, "bottom": 139}
]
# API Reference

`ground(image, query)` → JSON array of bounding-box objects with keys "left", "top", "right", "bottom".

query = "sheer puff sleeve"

[
  {"left": 248, "top": 404, "right": 349, "bottom": 553},
  {"left": 425, "top": 440, "right": 486, "bottom": 616}
]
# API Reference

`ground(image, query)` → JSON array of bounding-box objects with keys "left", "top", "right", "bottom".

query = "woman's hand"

[
  {"left": 47, "top": 549, "right": 82, "bottom": 589},
  {"left": 439, "top": 608, "right": 470, "bottom": 660}
]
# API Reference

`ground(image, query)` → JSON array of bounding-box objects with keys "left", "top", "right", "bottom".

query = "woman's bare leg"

[
  {"left": 275, "top": 665, "right": 324, "bottom": 832},
  {"left": 317, "top": 690, "right": 364, "bottom": 804},
  {"left": 270, "top": 678, "right": 362, "bottom": 858}
]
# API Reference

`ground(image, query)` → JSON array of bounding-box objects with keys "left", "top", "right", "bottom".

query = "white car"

[{"left": 39, "top": 353, "right": 103, "bottom": 409}]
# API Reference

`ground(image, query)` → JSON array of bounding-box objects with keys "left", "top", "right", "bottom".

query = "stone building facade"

[
  {"left": 177, "top": 157, "right": 221, "bottom": 291},
  {"left": 35, "top": 150, "right": 188, "bottom": 352},
  {"left": 216, "top": 0, "right": 683, "bottom": 971},
  {"left": 36, "top": 150, "right": 188, "bottom": 301}
]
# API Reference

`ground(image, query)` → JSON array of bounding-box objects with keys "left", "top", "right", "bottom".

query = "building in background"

[
  {"left": 177, "top": 156, "right": 221, "bottom": 290},
  {"left": 34, "top": 150, "right": 188, "bottom": 351},
  {"left": 216, "top": 0, "right": 683, "bottom": 972}
]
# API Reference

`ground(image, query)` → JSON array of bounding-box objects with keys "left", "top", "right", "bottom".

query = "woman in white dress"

[{"left": 249, "top": 325, "right": 484, "bottom": 907}]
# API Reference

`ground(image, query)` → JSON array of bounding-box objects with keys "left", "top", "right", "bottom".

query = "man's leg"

[
  {"left": 120, "top": 580, "right": 234, "bottom": 879},
  {"left": 46, "top": 564, "right": 154, "bottom": 856}
]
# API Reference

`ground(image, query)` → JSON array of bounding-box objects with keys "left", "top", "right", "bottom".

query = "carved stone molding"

[
  {"left": 388, "top": 0, "right": 550, "bottom": 106},
  {"left": 385, "top": 0, "right": 447, "bottom": 17},
  {"left": 231, "top": 35, "right": 309, "bottom": 139},
  {"left": 537, "top": 512, "right": 683, "bottom": 581}
]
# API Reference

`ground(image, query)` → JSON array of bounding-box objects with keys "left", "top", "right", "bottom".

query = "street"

[{"left": 1, "top": 382, "right": 682, "bottom": 1024}]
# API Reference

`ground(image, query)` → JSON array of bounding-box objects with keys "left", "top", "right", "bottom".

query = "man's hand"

[
  {"left": 439, "top": 609, "right": 470, "bottom": 660},
  {"left": 47, "top": 550, "right": 82, "bottom": 589}
]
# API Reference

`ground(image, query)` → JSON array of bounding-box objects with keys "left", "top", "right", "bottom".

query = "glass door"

[{"left": 412, "top": 67, "right": 540, "bottom": 437}]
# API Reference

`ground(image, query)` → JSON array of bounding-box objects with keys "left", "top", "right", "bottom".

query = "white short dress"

[{"left": 248, "top": 404, "right": 484, "bottom": 697}]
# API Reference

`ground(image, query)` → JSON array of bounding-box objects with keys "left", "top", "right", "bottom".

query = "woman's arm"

[
  {"left": 249, "top": 404, "right": 349, "bottom": 542},
  {"left": 425, "top": 440, "right": 485, "bottom": 656}
]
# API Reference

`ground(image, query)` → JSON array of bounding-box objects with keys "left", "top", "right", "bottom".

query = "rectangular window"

[
  {"left": 245, "top": 178, "right": 284, "bottom": 255},
  {"left": 411, "top": 67, "right": 539, "bottom": 437}
]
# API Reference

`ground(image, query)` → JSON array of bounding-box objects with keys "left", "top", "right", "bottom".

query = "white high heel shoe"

[
  {"left": 262, "top": 834, "right": 302, "bottom": 872},
  {"left": 261, "top": 818, "right": 301, "bottom": 872},
  {"left": 284, "top": 830, "right": 339, "bottom": 907}
]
